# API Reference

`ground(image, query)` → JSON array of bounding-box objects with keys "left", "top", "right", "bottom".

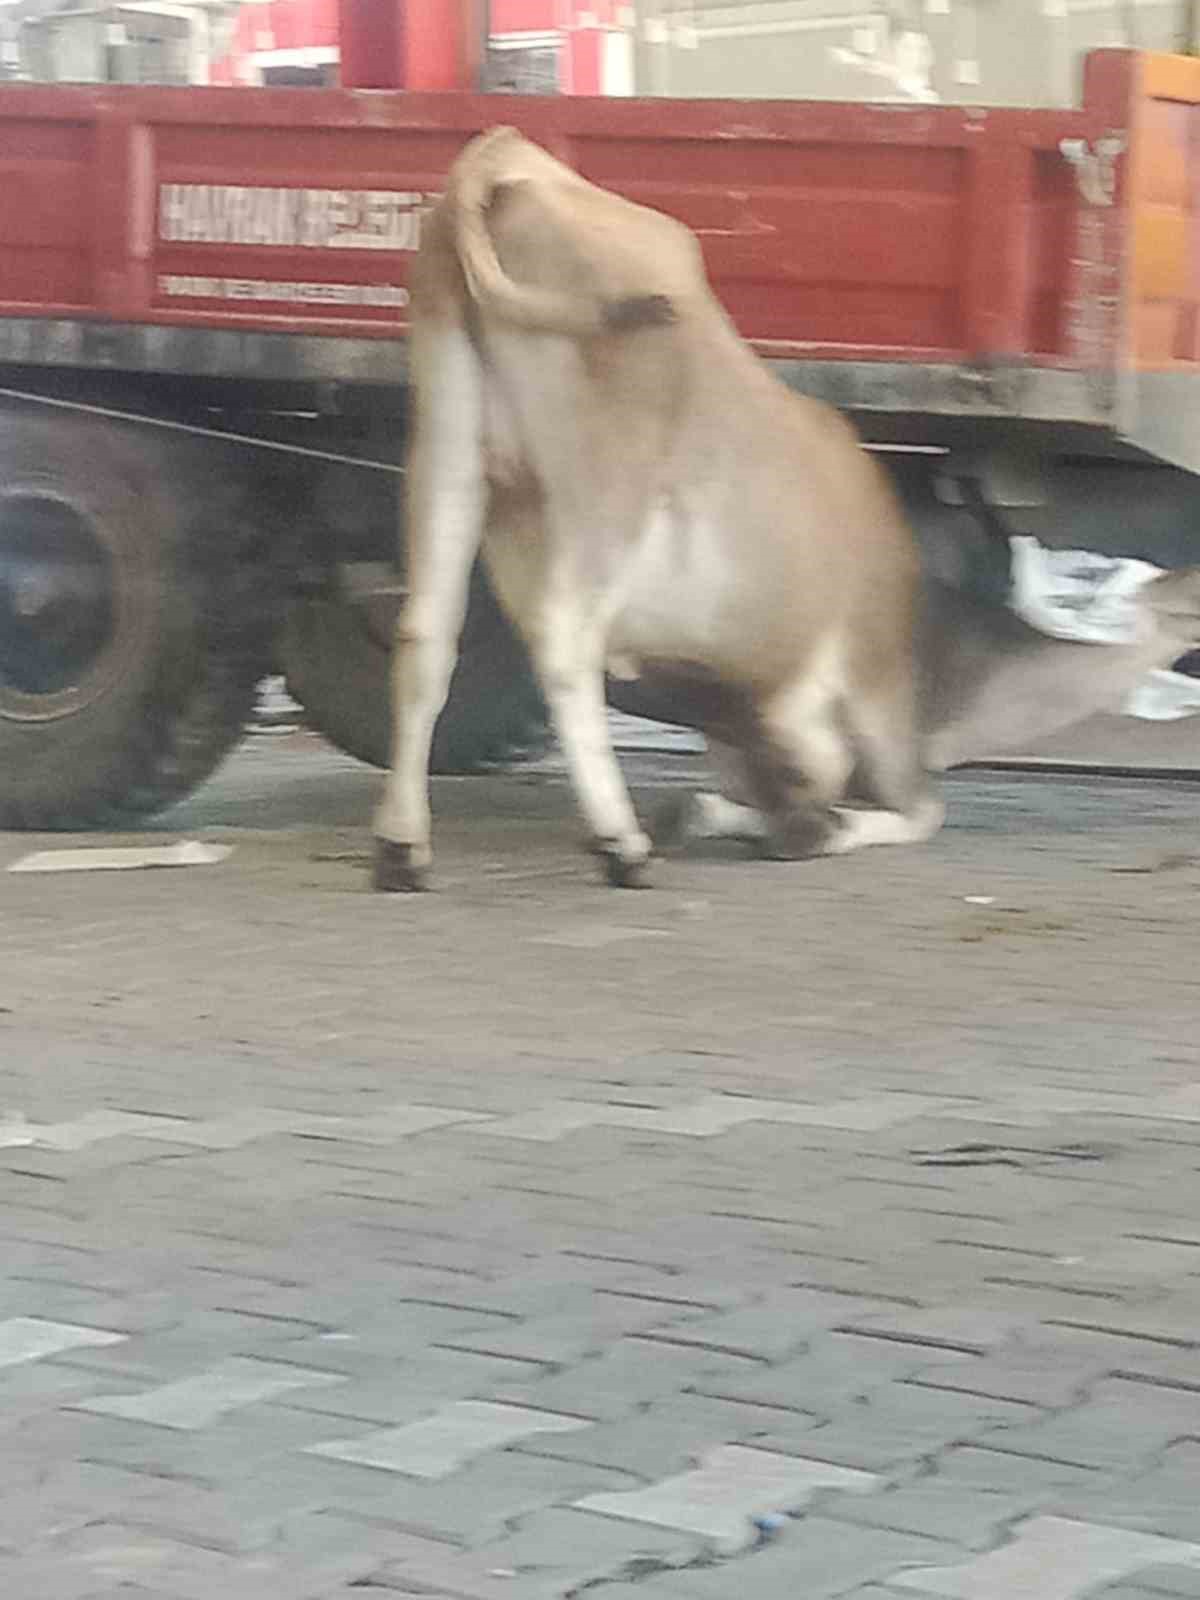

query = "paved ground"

[{"left": 2, "top": 731, "right": 1200, "bottom": 1600}]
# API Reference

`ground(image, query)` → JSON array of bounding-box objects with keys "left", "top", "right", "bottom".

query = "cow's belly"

[{"left": 606, "top": 504, "right": 750, "bottom": 674}]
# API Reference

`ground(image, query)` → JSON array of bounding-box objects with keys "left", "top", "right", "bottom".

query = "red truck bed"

[{"left": 1, "top": 48, "right": 1199, "bottom": 466}]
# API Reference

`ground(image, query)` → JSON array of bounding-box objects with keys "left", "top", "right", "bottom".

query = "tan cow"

[{"left": 373, "top": 126, "right": 943, "bottom": 890}]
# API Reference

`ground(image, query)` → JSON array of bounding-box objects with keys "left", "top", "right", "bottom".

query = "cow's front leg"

[{"left": 533, "top": 602, "right": 652, "bottom": 887}]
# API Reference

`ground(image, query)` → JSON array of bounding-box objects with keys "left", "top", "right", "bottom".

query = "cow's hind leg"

[
  {"left": 373, "top": 325, "right": 485, "bottom": 891},
  {"left": 829, "top": 686, "right": 944, "bottom": 854},
  {"left": 749, "top": 672, "right": 855, "bottom": 860}
]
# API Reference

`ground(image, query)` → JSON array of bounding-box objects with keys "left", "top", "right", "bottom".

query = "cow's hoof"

[
  {"left": 758, "top": 809, "right": 836, "bottom": 861},
  {"left": 604, "top": 851, "right": 652, "bottom": 889},
  {"left": 589, "top": 836, "right": 653, "bottom": 888},
  {"left": 373, "top": 839, "right": 431, "bottom": 893},
  {"left": 604, "top": 853, "right": 652, "bottom": 889}
]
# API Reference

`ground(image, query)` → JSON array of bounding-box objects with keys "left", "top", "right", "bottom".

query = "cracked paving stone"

[
  {"left": 760, "top": 1382, "right": 1037, "bottom": 1471},
  {"left": 305, "top": 1399, "right": 590, "bottom": 1477},
  {"left": 981, "top": 1380, "right": 1200, "bottom": 1472},
  {"left": 929, "top": 1446, "right": 1108, "bottom": 1496},
  {"left": 891, "top": 1517, "right": 1200, "bottom": 1600},
  {"left": 8, "top": 1513, "right": 451, "bottom": 1600},
  {"left": 369, "top": 1505, "right": 695, "bottom": 1600},
  {"left": 575, "top": 1444, "right": 880, "bottom": 1552},
  {"left": 72, "top": 1356, "right": 346, "bottom": 1429},
  {"left": 1050, "top": 1442, "right": 1200, "bottom": 1544},
  {"left": 1110, "top": 1572, "right": 1200, "bottom": 1598},
  {"left": 0, "top": 1462, "right": 162, "bottom": 1552},
  {"left": 822, "top": 1481, "right": 1063, "bottom": 1549},
  {"left": 694, "top": 1329, "right": 975, "bottom": 1412},
  {"left": 647, "top": 1517, "right": 947, "bottom": 1599},
  {"left": 9, "top": 1110, "right": 195, "bottom": 1151},
  {"left": 0, "top": 1317, "right": 126, "bottom": 1368},
  {"left": 834, "top": 1307, "right": 1038, "bottom": 1355},
  {"left": 632, "top": 1288, "right": 901, "bottom": 1362},
  {"left": 491, "top": 1340, "right": 765, "bottom": 1422},
  {"left": 473, "top": 1093, "right": 958, "bottom": 1144}
]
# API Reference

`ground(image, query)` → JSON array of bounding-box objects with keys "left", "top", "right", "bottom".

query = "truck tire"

[
  {"left": 282, "top": 565, "right": 547, "bottom": 772},
  {"left": 0, "top": 413, "right": 266, "bottom": 830}
]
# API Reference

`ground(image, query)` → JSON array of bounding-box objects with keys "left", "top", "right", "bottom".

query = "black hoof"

[
  {"left": 588, "top": 837, "right": 653, "bottom": 888},
  {"left": 757, "top": 810, "right": 836, "bottom": 862},
  {"left": 373, "top": 839, "right": 431, "bottom": 893},
  {"left": 604, "top": 853, "right": 652, "bottom": 889}
]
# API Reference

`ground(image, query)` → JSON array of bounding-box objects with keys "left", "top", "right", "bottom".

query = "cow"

[
  {"left": 373, "top": 126, "right": 944, "bottom": 891},
  {"left": 630, "top": 545, "right": 1200, "bottom": 852}
]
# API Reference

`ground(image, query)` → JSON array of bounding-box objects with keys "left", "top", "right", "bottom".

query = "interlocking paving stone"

[
  {"left": 0, "top": 1463, "right": 162, "bottom": 1553},
  {"left": 511, "top": 1391, "right": 822, "bottom": 1478},
  {"left": 834, "top": 1307, "right": 1039, "bottom": 1355},
  {"left": 369, "top": 1505, "right": 694, "bottom": 1600},
  {"left": 9, "top": 757, "right": 1200, "bottom": 1596},
  {"left": 10, "top": 1514, "right": 453, "bottom": 1600},
  {"left": 654, "top": 1517, "right": 948, "bottom": 1599},
  {"left": 694, "top": 1330, "right": 975, "bottom": 1414},
  {"left": 73, "top": 1356, "right": 346, "bottom": 1429},
  {"left": 305, "top": 1400, "right": 591, "bottom": 1477},
  {"left": 432, "top": 1297, "right": 694, "bottom": 1365},
  {"left": 475, "top": 1094, "right": 966, "bottom": 1143},
  {"left": 980, "top": 1380, "right": 1200, "bottom": 1472},
  {"left": 491, "top": 1339, "right": 767, "bottom": 1421},
  {"left": 930, "top": 1445, "right": 1112, "bottom": 1496},
  {"left": 1051, "top": 1442, "right": 1200, "bottom": 1544},
  {"left": 0, "top": 1317, "right": 126, "bottom": 1367},
  {"left": 891, "top": 1518, "right": 1200, "bottom": 1600},
  {"left": 632, "top": 1288, "right": 898, "bottom": 1362},
  {"left": 764, "top": 1382, "right": 1038, "bottom": 1472},
  {"left": 575, "top": 1445, "right": 880, "bottom": 1552},
  {"left": 822, "top": 1481, "right": 1063, "bottom": 1549},
  {"left": 11, "top": 1110, "right": 194, "bottom": 1151},
  {"left": 1121, "top": 1569, "right": 1200, "bottom": 1597}
]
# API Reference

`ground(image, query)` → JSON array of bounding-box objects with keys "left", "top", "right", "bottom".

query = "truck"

[{"left": 3, "top": 30, "right": 1200, "bottom": 828}]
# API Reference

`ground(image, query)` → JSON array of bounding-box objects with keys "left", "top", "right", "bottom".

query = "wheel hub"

[{"left": 0, "top": 490, "right": 117, "bottom": 717}]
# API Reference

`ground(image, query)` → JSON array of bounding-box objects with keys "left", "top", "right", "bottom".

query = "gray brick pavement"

[{"left": 3, "top": 748, "right": 1200, "bottom": 1595}]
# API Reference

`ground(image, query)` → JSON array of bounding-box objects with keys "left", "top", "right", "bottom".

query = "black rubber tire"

[
  {"left": 282, "top": 564, "right": 548, "bottom": 773},
  {"left": 0, "top": 412, "right": 268, "bottom": 830}
]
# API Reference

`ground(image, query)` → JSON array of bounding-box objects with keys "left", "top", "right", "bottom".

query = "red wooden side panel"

[
  {"left": 0, "top": 116, "right": 93, "bottom": 308},
  {"left": 0, "top": 59, "right": 1144, "bottom": 367}
]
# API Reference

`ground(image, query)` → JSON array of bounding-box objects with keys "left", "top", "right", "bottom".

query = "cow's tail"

[{"left": 452, "top": 126, "right": 676, "bottom": 337}]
